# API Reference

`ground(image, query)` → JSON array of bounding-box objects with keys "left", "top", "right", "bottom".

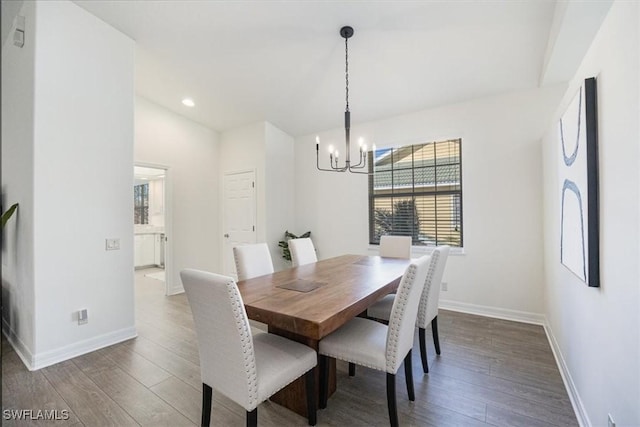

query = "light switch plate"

[{"left": 105, "top": 238, "right": 120, "bottom": 250}]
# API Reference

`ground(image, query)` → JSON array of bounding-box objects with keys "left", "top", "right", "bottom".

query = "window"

[
  {"left": 134, "top": 183, "right": 149, "bottom": 224},
  {"left": 368, "top": 138, "right": 463, "bottom": 247}
]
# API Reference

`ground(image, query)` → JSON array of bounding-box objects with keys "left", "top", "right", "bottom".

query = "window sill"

[{"left": 367, "top": 245, "right": 465, "bottom": 256}]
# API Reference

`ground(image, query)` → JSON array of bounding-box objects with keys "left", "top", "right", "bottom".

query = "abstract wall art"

[{"left": 559, "top": 77, "right": 600, "bottom": 287}]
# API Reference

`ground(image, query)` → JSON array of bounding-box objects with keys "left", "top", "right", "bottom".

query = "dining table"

[{"left": 236, "top": 254, "right": 412, "bottom": 417}]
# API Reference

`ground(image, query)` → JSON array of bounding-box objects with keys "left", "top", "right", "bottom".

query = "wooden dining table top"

[{"left": 236, "top": 254, "right": 412, "bottom": 341}]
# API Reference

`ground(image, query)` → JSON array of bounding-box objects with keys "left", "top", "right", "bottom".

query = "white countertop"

[{"left": 135, "top": 226, "right": 165, "bottom": 235}]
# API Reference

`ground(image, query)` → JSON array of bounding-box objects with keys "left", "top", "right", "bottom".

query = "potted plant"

[
  {"left": 278, "top": 230, "right": 311, "bottom": 261},
  {"left": 1, "top": 203, "right": 18, "bottom": 229}
]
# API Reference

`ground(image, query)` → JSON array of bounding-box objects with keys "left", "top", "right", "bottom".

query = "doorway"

[
  {"left": 223, "top": 170, "right": 257, "bottom": 278},
  {"left": 134, "top": 164, "right": 172, "bottom": 296}
]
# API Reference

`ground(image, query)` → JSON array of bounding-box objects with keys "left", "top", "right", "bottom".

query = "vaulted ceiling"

[{"left": 69, "top": 1, "right": 608, "bottom": 137}]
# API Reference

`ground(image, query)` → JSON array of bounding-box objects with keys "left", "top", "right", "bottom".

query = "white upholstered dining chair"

[
  {"left": 318, "top": 255, "right": 431, "bottom": 427},
  {"left": 180, "top": 269, "right": 317, "bottom": 427},
  {"left": 343, "top": 234, "right": 412, "bottom": 377},
  {"left": 233, "top": 243, "right": 275, "bottom": 333},
  {"left": 368, "top": 245, "right": 450, "bottom": 373},
  {"left": 233, "top": 243, "right": 274, "bottom": 281},
  {"left": 379, "top": 235, "right": 412, "bottom": 259},
  {"left": 289, "top": 237, "right": 318, "bottom": 267}
]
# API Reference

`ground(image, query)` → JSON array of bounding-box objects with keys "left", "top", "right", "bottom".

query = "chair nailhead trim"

[
  {"left": 226, "top": 280, "right": 259, "bottom": 408},
  {"left": 417, "top": 251, "right": 440, "bottom": 327},
  {"left": 386, "top": 263, "right": 417, "bottom": 372}
]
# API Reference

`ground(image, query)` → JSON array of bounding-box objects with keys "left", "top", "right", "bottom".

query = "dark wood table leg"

[{"left": 267, "top": 326, "right": 336, "bottom": 417}]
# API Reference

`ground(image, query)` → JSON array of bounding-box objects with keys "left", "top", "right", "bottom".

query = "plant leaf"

[{"left": 1, "top": 203, "right": 18, "bottom": 229}]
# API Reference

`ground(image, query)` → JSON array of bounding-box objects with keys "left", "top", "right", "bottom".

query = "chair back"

[
  {"left": 180, "top": 269, "right": 258, "bottom": 410},
  {"left": 233, "top": 243, "right": 274, "bottom": 280},
  {"left": 417, "top": 246, "right": 450, "bottom": 328},
  {"left": 289, "top": 237, "right": 318, "bottom": 267},
  {"left": 379, "top": 235, "right": 411, "bottom": 258},
  {"left": 384, "top": 255, "right": 430, "bottom": 373}
]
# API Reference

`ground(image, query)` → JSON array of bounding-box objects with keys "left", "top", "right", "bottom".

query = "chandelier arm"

[
  {"left": 347, "top": 166, "right": 372, "bottom": 175},
  {"left": 317, "top": 166, "right": 349, "bottom": 173},
  {"left": 316, "top": 148, "right": 348, "bottom": 172},
  {"left": 351, "top": 149, "right": 370, "bottom": 168},
  {"left": 349, "top": 152, "right": 367, "bottom": 168}
]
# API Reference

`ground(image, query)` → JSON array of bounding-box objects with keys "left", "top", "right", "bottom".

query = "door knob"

[{"left": 224, "top": 234, "right": 229, "bottom": 238}]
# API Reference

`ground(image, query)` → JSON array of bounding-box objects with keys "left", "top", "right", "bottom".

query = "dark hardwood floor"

[{"left": 2, "top": 269, "right": 578, "bottom": 426}]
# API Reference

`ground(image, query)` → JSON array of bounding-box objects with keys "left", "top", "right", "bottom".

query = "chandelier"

[{"left": 316, "top": 26, "right": 374, "bottom": 174}]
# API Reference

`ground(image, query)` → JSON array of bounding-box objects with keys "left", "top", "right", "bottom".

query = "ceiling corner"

[{"left": 539, "top": 0, "right": 614, "bottom": 87}]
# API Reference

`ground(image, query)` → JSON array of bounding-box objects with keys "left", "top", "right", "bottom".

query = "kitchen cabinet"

[{"left": 135, "top": 234, "right": 157, "bottom": 267}]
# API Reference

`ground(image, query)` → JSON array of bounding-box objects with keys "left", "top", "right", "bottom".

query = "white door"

[{"left": 223, "top": 170, "right": 257, "bottom": 277}]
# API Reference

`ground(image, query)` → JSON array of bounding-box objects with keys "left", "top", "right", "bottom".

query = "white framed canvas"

[{"left": 559, "top": 77, "right": 600, "bottom": 287}]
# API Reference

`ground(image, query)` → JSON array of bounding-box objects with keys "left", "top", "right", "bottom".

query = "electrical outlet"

[
  {"left": 105, "top": 238, "right": 120, "bottom": 250},
  {"left": 77, "top": 309, "right": 88, "bottom": 325},
  {"left": 608, "top": 414, "right": 615, "bottom": 427},
  {"left": 441, "top": 282, "right": 448, "bottom": 291}
]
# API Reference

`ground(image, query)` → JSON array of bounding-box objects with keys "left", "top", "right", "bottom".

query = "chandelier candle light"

[{"left": 316, "top": 26, "right": 375, "bottom": 174}]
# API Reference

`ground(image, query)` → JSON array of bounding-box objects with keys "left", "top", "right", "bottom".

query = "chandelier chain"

[{"left": 345, "top": 36, "right": 349, "bottom": 112}]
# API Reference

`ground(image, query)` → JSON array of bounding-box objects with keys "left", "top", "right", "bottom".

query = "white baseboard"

[
  {"left": 543, "top": 320, "right": 591, "bottom": 427},
  {"left": 168, "top": 285, "right": 184, "bottom": 296},
  {"left": 32, "top": 326, "right": 138, "bottom": 371},
  {"left": 2, "top": 318, "right": 36, "bottom": 370},
  {"left": 439, "top": 299, "right": 546, "bottom": 325},
  {"left": 2, "top": 320, "right": 137, "bottom": 371}
]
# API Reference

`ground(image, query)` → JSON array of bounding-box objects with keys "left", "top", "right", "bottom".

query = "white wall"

[
  {"left": 541, "top": 2, "right": 640, "bottom": 426},
  {"left": 1, "top": 0, "right": 36, "bottom": 361},
  {"left": 3, "top": 0, "right": 136, "bottom": 369},
  {"left": 148, "top": 178, "right": 165, "bottom": 227},
  {"left": 0, "top": 0, "right": 24, "bottom": 47},
  {"left": 135, "top": 97, "right": 220, "bottom": 293},
  {"left": 219, "top": 121, "right": 295, "bottom": 271},
  {"left": 219, "top": 122, "right": 266, "bottom": 245},
  {"left": 295, "top": 86, "right": 564, "bottom": 319},
  {"left": 265, "top": 122, "right": 295, "bottom": 271}
]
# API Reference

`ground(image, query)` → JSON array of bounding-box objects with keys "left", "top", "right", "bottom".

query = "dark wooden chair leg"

[
  {"left": 419, "top": 327, "right": 429, "bottom": 373},
  {"left": 348, "top": 362, "right": 356, "bottom": 377},
  {"left": 386, "top": 373, "right": 399, "bottom": 427},
  {"left": 319, "top": 355, "right": 329, "bottom": 409},
  {"left": 201, "top": 383, "right": 212, "bottom": 427},
  {"left": 246, "top": 409, "right": 257, "bottom": 427},
  {"left": 403, "top": 350, "right": 415, "bottom": 401},
  {"left": 432, "top": 316, "right": 441, "bottom": 355},
  {"left": 305, "top": 369, "right": 317, "bottom": 425}
]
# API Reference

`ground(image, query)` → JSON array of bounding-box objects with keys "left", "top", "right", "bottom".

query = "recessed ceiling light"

[{"left": 182, "top": 98, "right": 195, "bottom": 107}]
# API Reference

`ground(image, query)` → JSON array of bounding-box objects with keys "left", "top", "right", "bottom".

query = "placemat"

[{"left": 277, "top": 279, "right": 324, "bottom": 293}]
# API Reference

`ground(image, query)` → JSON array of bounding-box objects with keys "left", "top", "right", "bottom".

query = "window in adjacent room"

[
  {"left": 368, "top": 138, "right": 463, "bottom": 247},
  {"left": 134, "top": 183, "right": 149, "bottom": 225}
]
